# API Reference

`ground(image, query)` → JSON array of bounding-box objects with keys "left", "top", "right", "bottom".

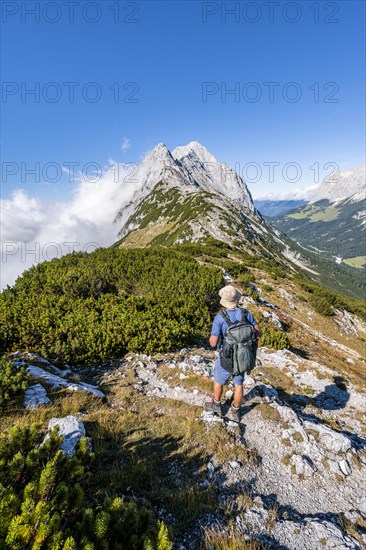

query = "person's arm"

[
  {"left": 209, "top": 335, "right": 219, "bottom": 348},
  {"left": 209, "top": 314, "right": 222, "bottom": 349},
  {"left": 253, "top": 323, "right": 262, "bottom": 338}
]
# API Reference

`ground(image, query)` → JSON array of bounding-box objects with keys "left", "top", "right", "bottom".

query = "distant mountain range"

[
  {"left": 255, "top": 166, "right": 365, "bottom": 217},
  {"left": 268, "top": 167, "right": 366, "bottom": 271},
  {"left": 254, "top": 200, "right": 307, "bottom": 218}
]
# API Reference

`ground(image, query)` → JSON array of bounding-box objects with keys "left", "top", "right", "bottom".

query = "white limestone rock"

[
  {"left": 24, "top": 383, "right": 50, "bottom": 409},
  {"left": 339, "top": 459, "right": 352, "bottom": 476},
  {"left": 304, "top": 421, "right": 351, "bottom": 454},
  {"left": 273, "top": 518, "right": 359, "bottom": 549},
  {"left": 26, "top": 365, "right": 104, "bottom": 398},
  {"left": 42, "top": 416, "right": 87, "bottom": 457},
  {"left": 290, "top": 454, "right": 317, "bottom": 477}
]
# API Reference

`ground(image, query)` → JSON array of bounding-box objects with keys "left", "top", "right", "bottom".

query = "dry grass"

[
  {"left": 281, "top": 454, "right": 292, "bottom": 467},
  {"left": 10, "top": 365, "right": 256, "bottom": 534},
  {"left": 157, "top": 364, "right": 213, "bottom": 393},
  {"left": 339, "top": 515, "right": 366, "bottom": 544},
  {"left": 257, "top": 366, "right": 298, "bottom": 394},
  {"left": 256, "top": 403, "right": 281, "bottom": 422},
  {"left": 235, "top": 492, "right": 255, "bottom": 511},
  {"left": 0, "top": 389, "right": 102, "bottom": 434},
  {"left": 1, "top": 358, "right": 262, "bottom": 538},
  {"left": 202, "top": 525, "right": 263, "bottom": 549},
  {"left": 265, "top": 505, "right": 279, "bottom": 532}
]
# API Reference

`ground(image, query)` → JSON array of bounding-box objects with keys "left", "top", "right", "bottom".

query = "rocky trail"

[{"left": 14, "top": 342, "right": 366, "bottom": 549}]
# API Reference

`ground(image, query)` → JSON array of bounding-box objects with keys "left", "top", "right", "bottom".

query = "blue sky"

[{"left": 1, "top": 0, "right": 365, "bottom": 202}]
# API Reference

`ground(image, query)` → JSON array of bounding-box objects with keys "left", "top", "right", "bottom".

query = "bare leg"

[
  {"left": 233, "top": 384, "right": 243, "bottom": 408},
  {"left": 214, "top": 381, "right": 223, "bottom": 402}
]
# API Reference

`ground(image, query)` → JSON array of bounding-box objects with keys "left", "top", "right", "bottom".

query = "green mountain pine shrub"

[
  {"left": 260, "top": 327, "right": 290, "bottom": 350},
  {"left": 0, "top": 423, "right": 172, "bottom": 549},
  {"left": 0, "top": 248, "right": 224, "bottom": 366},
  {"left": 309, "top": 296, "right": 334, "bottom": 317},
  {"left": 0, "top": 357, "right": 29, "bottom": 411},
  {"left": 294, "top": 278, "right": 366, "bottom": 320}
]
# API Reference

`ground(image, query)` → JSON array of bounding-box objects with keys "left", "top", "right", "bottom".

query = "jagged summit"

[
  {"left": 144, "top": 142, "right": 174, "bottom": 164},
  {"left": 114, "top": 140, "right": 258, "bottom": 246},
  {"left": 125, "top": 140, "right": 254, "bottom": 209},
  {"left": 172, "top": 140, "right": 215, "bottom": 161},
  {"left": 309, "top": 165, "right": 365, "bottom": 204},
  {"left": 171, "top": 141, "right": 254, "bottom": 209}
]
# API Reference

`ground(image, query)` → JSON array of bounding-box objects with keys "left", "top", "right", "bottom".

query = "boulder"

[
  {"left": 42, "top": 416, "right": 87, "bottom": 457},
  {"left": 290, "top": 454, "right": 317, "bottom": 477},
  {"left": 304, "top": 421, "right": 351, "bottom": 454},
  {"left": 26, "top": 365, "right": 104, "bottom": 398},
  {"left": 24, "top": 383, "right": 50, "bottom": 409}
]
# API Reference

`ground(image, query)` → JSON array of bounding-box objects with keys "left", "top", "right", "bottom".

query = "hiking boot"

[
  {"left": 207, "top": 398, "right": 222, "bottom": 416},
  {"left": 228, "top": 404, "right": 241, "bottom": 423}
]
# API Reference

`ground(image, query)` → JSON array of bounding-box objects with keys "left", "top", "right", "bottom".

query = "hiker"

[{"left": 209, "top": 284, "right": 262, "bottom": 422}]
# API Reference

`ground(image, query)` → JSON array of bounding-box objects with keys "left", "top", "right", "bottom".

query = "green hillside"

[
  {"left": 1, "top": 243, "right": 366, "bottom": 548},
  {"left": 0, "top": 248, "right": 224, "bottom": 366},
  {"left": 1, "top": 244, "right": 365, "bottom": 368},
  {"left": 114, "top": 180, "right": 268, "bottom": 252},
  {"left": 271, "top": 198, "right": 366, "bottom": 267}
]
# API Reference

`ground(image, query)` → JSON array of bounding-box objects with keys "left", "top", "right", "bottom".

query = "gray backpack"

[{"left": 219, "top": 308, "right": 258, "bottom": 376}]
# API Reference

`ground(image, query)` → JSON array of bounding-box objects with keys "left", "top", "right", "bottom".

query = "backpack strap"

[
  {"left": 240, "top": 308, "right": 247, "bottom": 322},
  {"left": 220, "top": 309, "right": 234, "bottom": 327},
  {"left": 239, "top": 307, "right": 256, "bottom": 339}
]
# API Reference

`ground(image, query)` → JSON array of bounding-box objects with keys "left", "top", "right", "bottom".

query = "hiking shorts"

[{"left": 214, "top": 357, "right": 244, "bottom": 386}]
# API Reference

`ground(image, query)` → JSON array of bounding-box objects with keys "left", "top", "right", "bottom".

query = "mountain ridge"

[
  {"left": 254, "top": 166, "right": 365, "bottom": 205},
  {"left": 112, "top": 142, "right": 365, "bottom": 298}
]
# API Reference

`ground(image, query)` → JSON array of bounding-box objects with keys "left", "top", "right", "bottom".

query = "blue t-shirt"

[{"left": 211, "top": 307, "right": 257, "bottom": 349}]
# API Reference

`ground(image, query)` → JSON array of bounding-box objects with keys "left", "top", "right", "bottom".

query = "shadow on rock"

[
  {"left": 277, "top": 377, "right": 366, "bottom": 452},
  {"left": 278, "top": 375, "right": 350, "bottom": 413}
]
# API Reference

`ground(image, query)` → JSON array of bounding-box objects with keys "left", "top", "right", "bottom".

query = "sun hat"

[{"left": 219, "top": 285, "right": 242, "bottom": 308}]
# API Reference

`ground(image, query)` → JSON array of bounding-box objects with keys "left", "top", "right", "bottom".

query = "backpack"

[{"left": 219, "top": 308, "right": 258, "bottom": 376}]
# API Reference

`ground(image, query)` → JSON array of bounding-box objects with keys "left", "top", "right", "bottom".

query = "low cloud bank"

[
  {"left": 253, "top": 184, "right": 318, "bottom": 201},
  {"left": 0, "top": 162, "right": 139, "bottom": 290}
]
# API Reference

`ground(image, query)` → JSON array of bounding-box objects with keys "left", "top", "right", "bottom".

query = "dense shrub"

[
  {"left": 217, "top": 260, "right": 253, "bottom": 280},
  {"left": 260, "top": 327, "right": 290, "bottom": 350},
  {"left": 309, "top": 296, "right": 334, "bottom": 317},
  {"left": 294, "top": 277, "right": 366, "bottom": 320},
  {"left": 173, "top": 240, "right": 231, "bottom": 258},
  {"left": 0, "top": 424, "right": 172, "bottom": 549},
  {"left": 0, "top": 248, "right": 224, "bottom": 366},
  {"left": 0, "top": 357, "right": 29, "bottom": 411}
]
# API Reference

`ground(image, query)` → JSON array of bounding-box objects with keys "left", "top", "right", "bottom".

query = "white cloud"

[
  {"left": 121, "top": 137, "right": 131, "bottom": 152},
  {"left": 253, "top": 184, "right": 318, "bottom": 201},
  {"left": 0, "top": 162, "right": 141, "bottom": 290}
]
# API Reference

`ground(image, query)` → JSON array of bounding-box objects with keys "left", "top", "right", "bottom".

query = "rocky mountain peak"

[
  {"left": 126, "top": 141, "right": 255, "bottom": 209},
  {"left": 114, "top": 141, "right": 257, "bottom": 238},
  {"left": 172, "top": 140, "right": 216, "bottom": 164},
  {"left": 309, "top": 166, "right": 365, "bottom": 204},
  {"left": 172, "top": 141, "right": 255, "bottom": 210}
]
